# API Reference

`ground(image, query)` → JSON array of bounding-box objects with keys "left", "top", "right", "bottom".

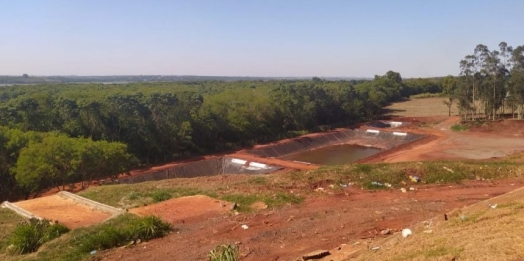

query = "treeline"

[
  {"left": 0, "top": 127, "right": 136, "bottom": 200},
  {"left": 450, "top": 42, "right": 524, "bottom": 120},
  {"left": 0, "top": 75, "right": 273, "bottom": 84},
  {"left": 0, "top": 75, "right": 371, "bottom": 85},
  {"left": 0, "top": 71, "right": 442, "bottom": 201}
]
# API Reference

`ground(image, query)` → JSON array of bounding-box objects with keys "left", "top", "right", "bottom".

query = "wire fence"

[{"left": 117, "top": 157, "right": 282, "bottom": 184}]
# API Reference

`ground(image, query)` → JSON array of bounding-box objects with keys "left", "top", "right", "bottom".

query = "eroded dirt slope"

[{"left": 99, "top": 180, "right": 524, "bottom": 261}]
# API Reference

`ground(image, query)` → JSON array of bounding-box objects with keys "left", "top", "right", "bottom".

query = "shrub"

[
  {"left": 129, "top": 216, "right": 172, "bottom": 241},
  {"left": 150, "top": 190, "right": 172, "bottom": 203},
  {"left": 208, "top": 244, "right": 239, "bottom": 261},
  {"left": 79, "top": 226, "right": 128, "bottom": 252},
  {"left": 79, "top": 215, "right": 172, "bottom": 252},
  {"left": 8, "top": 219, "right": 69, "bottom": 254}
]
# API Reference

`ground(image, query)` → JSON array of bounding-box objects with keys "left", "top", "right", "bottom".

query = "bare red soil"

[
  {"left": 130, "top": 195, "right": 234, "bottom": 224},
  {"left": 100, "top": 179, "right": 524, "bottom": 261},
  {"left": 14, "top": 195, "right": 111, "bottom": 229}
]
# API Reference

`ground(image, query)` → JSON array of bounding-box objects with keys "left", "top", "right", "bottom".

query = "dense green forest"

[
  {"left": 451, "top": 42, "right": 524, "bottom": 120},
  {"left": 0, "top": 71, "right": 443, "bottom": 201}
]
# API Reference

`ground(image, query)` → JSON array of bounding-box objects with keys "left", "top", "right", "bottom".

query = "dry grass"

[
  {"left": 352, "top": 187, "right": 524, "bottom": 261},
  {"left": 385, "top": 97, "right": 459, "bottom": 117},
  {"left": 0, "top": 208, "right": 25, "bottom": 259}
]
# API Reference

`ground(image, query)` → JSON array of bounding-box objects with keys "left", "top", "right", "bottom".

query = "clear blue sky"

[{"left": 1, "top": 0, "right": 523, "bottom": 78}]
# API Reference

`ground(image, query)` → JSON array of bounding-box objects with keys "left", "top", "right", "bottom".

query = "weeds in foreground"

[
  {"left": 79, "top": 215, "right": 171, "bottom": 252},
  {"left": 208, "top": 244, "right": 239, "bottom": 261},
  {"left": 7, "top": 219, "right": 69, "bottom": 254},
  {"left": 8, "top": 214, "right": 173, "bottom": 261}
]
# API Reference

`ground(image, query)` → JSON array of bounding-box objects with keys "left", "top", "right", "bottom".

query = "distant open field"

[{"left": 384, "top": 97, "right": 459, "bottom": 117}]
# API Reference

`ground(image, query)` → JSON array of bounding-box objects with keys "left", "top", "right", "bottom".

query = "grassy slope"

[
  {"left": 0, "top": 209, "right": 25, "bottom": 259},
  {"left": 347, "top": 153, "right": 524, "bottom": 261},
  {"left": 77, "top": 160, "right": 524, "bottom": 210},
  {"left": 1, "top": 214, "right": 171, "bottom": 261},
  {"left": 353, "top": 188, "right": 524, "bottom": 261}
]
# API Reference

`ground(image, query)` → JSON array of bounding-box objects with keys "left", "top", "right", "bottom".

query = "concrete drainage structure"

[
  {"left": 57, "top": 191, "right": 125, "bottom": 217},
  {"left": 1, "top": 200, "right": 42, "bottom": 220},
  {"left": 2, "top": 191, "right": 125, "bottom": 224}
]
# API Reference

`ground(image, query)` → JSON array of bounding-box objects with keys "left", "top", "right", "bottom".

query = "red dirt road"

[
  {"left": 363, "top": 116, "right": 524, "bottom": 163},
  {"left": 100, "top": 179, "right": 524, "bottom": 261}
]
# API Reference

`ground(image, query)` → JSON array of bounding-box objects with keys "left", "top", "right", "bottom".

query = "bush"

[
  {"left": 129, "top": 216, "right": 172, "bottom": 241},
  {"left": 208, "top": 244, "right": 239, "bottom": 261},
  {"left": 8, "top": 219, "right": 69, "bottom": 254},
  {"left": 150, "top": 190, "right": 172, "bottom": 203},
  {"left": 79, "top": 226, "right": 128, "bottom": 251},
  {"left": 79, "top": 215, "right": 172, "bottom": 252}
]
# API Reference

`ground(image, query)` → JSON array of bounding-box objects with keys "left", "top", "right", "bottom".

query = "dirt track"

[{"left": 363, "top": 116, "right": 524, "bottom": 163}]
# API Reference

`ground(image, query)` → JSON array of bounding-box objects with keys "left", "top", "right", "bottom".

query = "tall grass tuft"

[
  {"left": 130, "top": 216, "right": 172, "bottom": 241},
  {"left": 208, "top": 244, "right": 240, "bottom": 261},
  {"left": 8, "top": 219, "right": 69, "bottom": 254},
  {"left": 150, "top": 190, "right": 172, "bottom": 203},
  {"left": 79, "top": 215, "right": 172, "bottom": 252}
]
